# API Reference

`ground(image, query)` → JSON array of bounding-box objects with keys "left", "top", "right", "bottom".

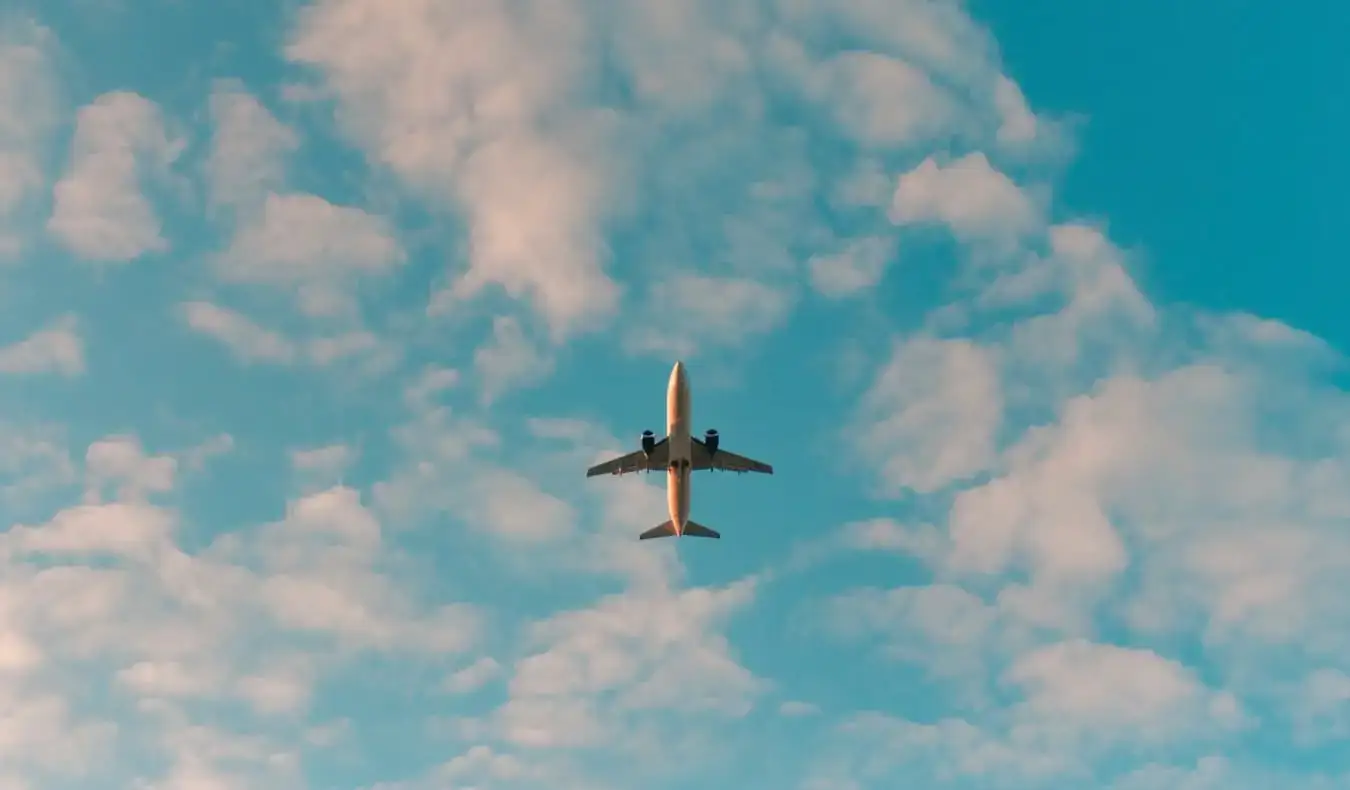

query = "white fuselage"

[{"left": 666, "top": 361, "right": 692, "bottom": 535}]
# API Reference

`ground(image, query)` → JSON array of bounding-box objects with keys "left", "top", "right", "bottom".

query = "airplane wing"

[
  {"left": 586, "top": 439, "right": 669, "bottom": 477},
  {"left": 691, "top": 438, "right": 773, "bottom": 474}
]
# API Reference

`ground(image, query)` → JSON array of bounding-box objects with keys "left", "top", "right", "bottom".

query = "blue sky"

[{"left": 1, "top": 1, "right": 1348, "bottom": 788}]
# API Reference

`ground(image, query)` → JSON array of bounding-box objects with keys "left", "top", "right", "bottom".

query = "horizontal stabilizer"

[
  {"left": 638, "top": 521, "right": 721, "bottom": 540},
  {"left": 639, "top": 521, "right": 678, "bottom": 540},
  {"left": 682, "top": 520, "right": 720, "bottom": 539}
]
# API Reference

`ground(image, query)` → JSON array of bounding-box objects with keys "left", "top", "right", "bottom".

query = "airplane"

[{"left": 585, "top": 360, "right": 773, "bottom": 540}]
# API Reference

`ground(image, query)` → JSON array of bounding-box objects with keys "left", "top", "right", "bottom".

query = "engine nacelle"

[
  {"left": 704, "top": 428, "right": 719, "bottom": 454},
  {"left": 640, "top": 430, "right": 656, "bottom": 455}
]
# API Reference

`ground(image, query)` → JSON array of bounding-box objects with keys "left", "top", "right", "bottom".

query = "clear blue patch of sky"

[{"left": 972, "top": 0, "right": 1350, "bottom": 350}]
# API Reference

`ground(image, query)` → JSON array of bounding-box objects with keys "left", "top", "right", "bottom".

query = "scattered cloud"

[
  {"left": 0, "top": 2, "right": 1343, "bottom": 789},
  {"left": 181, "top": 300, "right": 296, "bottom": 364},
  {"left": 214, "top": 192, "right": 404, "bottom": 318},
  {"left": 855, "top": 336, "right": 1002, "bottom": 494},
  {"left": 206, "top": 80, "right": 299, "bottom": 213},
  {"left": 0, "top": 17, "right": 60, "bottom": 259},
  {"left": 0, "top": 315, "right": 82, "bottom": 376},
  {"left": 809, "top": 236, "right": 896, "bottom": 298},
  {"left": 890, "top": 152, "right": 1041, "bottom": 245},
  {"left": 474, "top": 315, "right": 553, "bottom": 405},
  {"left": 47, "top": 91, "right": 180, "bottom": 261}
]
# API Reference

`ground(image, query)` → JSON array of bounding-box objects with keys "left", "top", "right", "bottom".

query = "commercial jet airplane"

[{"left": 585, "top": 361, "right": 773, "bottom": 540}]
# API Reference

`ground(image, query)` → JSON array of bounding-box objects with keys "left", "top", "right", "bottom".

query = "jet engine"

[
  {"left": 704, "top": 428, "right": 719, "bottom": 454},
  {"left": 641, "top": 430, "right": 656, "bottom": 455}
]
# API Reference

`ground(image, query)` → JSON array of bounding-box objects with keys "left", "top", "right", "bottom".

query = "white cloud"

[
  {"left": 286, "top": 0, "right": 621, "bottom": 338},
  {"left": 0, "top": 315, "right": 83, "bottom": 376},
  {"left": 994, "top": 223, "right": 1156, "bottom": 366},
  {"left": 443, "top": 656, "right": 502, "bottom": 694},
  {"left": 809, "top": 236, "right": 895, "bottom": 298},
  {"left": 181, "top": 301, "right": 297, "bottom": 364},
  {"left": 827, "top": 583, "right": 1009, "bottom": 686},
  {"left": 780, "top": 700, "right": 820, "bottom": 717},
  {"left": 179, "top": 433, "right": 235, "bottom": 472},
  {"left": 1292, "top": 668, "right": 1350, "bottom": 745},
  {"left": 215, "top": 192, "right": 404, "bottom": 316},
  {"left": 838, "top": 518, "right": 947, "bottom": 565},
  {"left": 403, "top": 365, "right": 459, "bottom": 410},
  {"left": 855, "top": 336, "right": 1002, "bottom": 494},
  {"left": 890, "top": 152, "right": 1040, "bottom": 244},
  {"left": 994, "top": 75, "right": 1038, "bottom": 148},
  {"left": 0, "top": 18, "right": 59, "bottom": 259},
  {"left": 0, "top": 422, "right": 77, "bottom": 511},
  {"left": 463, "top": 469, "right": 574, "bottom": 543},
  {"left": 290, "top": 443, "right": 356, "bottom": 483},
  {"left": 474, "top": 315, "right": 553, "bottom": 405},
  {"left": 84, "top": 433, "right": 177, "bottom": 502},
  {"left": 805, "top": 49, "right": 962, "bottom": 148},
  {"left": 4, "top": 501, "right": 175, "bottom": 563},
  {"left": 116, "top": 659, "right": 225, "bottom": 700},
  {"left": 499, "top": 580, "right": 764, "bottom": 749},
  {"left": 1005, "top": 639, "right": 1247, "bottom": 743},
  {"left": 47, "top": 91, "right": 180, "bottom": 261},
  {"left": 206, "top": 81, "right": 298, "bottom": 212},
  {"left": 628, "top": 274, "right": 793, "bottom": 358}
]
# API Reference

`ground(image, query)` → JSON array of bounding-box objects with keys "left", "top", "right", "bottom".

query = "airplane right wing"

[
  {"left": 586, "top": 439, "right": 669, "bottom": 477},
  {"left": 691, "top": 439, "right": 773, "bottom": 474}
]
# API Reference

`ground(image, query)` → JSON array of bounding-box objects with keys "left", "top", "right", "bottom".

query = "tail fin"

[{"left": 638, "top": 520, "right": 721, "bottom": 540}]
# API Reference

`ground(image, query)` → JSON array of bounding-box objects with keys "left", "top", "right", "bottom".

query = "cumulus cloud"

[
  {"left": 47, "top": 91, "right": 180, "bottom": 261},
  {"left": 890, "top": 152, "right": 1041, "bottom": 245},
  {"left": 215, "top": 192, "right": 404, "bottom": 317},
  {"left": 0, "top": 315, "right": 83, "bottom": 376},
  {"left": 628, "top": 274, "right": 794, "bottom": 358},
  {"left": 286, "top": 0, "right": 621, "bottom": 339},
  {"left": 809, "top": 236, "right": 896, "bottom": 298},
  {"left": 855, "top": 336, "right": 1002, "bottom": 494},
  {"left": 206, "top": 80, "right": 299, "bottom": 212},
  {"left": 181, "top": 301, "right": 296, "bottom": 364},
  {"left": 5, "top": 0, "right": 1345, "bottom": 788},
  {"left": 0, "top": 17, "right": 60, "bottom": 258},
  {"left": 474, "top": 315, "right": 553, "bottom": 405}
]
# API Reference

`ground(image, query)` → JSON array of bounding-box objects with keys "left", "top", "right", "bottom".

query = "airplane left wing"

[
  {"left": 586, "top": 439, "right": 668, "bottom": 477},
  {"left": 691, "top": 438, "right": 773, "bottom": 474}
]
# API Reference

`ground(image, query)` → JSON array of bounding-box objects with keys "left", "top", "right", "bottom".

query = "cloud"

[
  {"left": 0, "top": 17, "right": 60, "bottom": 259},
  {"left": 286, "top": 0, "right": 621, "bottom": 339},
  {"left": 47, "top": 91, "right": 180, "bottom": 261},
  {"left": 84, "top": 434, "right": 177, "bottom": 502},
  {"left": 790, "top": 48, "right": 963, "bottom": 148},
  {"left": 290, "top": 443, "right": 356, "bottom": 485},
  {"left": 206, "top": 81, "right": 299, "bottom": 212},
  {"left": 181, "top": 301, "right": 297, "bottom": 364},
  {"left": 854, "top": 336, "right": 1002, "bottom": 494},
  {"left": 497, "top": 580, "right": 764, "bottom": 749},
  {"left": 809, "top": 236, "right": 896, "bottom": 298},
  {"left": 628, "top": 274, "right": 794, "bottom": 358},
  {"left": 780, "top": 700, "right": 821, "bottom": 717},
  {"left": 474, "top": 316, "right": 553, "bottom": 405},
  {"left": 0, "top": 315, "right": 83, "bottom": 376},
  {"left": 889, "top": 152, "right": 1041, "bottom": 244},
  {"left": 1005, "top": 639, "right": 1247, "bottom": 744},
  {"left": 181, "top": 301, "right": 394, "bottom": 370},
  {"left": 6, "top": 0, "right": 1349, "bottom": 787},
  {"left": 462, "top": 469, "right": 574, "bottom": 543},
  {"left": 443, "top": 656, "right": 503, "bottom": 694},
  {"left": 214, "top": 192, "right": 404, "bottom": 317},
  {"left": 0, "top": 422, "right": 77, "bottom": 512}
]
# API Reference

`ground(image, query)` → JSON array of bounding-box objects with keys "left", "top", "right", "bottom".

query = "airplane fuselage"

[{"left": 666, "top": 361, "right": 692, "bottom": 535}]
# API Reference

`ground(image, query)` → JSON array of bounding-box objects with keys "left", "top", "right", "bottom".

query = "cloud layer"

[{"left": 0, "top": 3, "right": 1346, "bottom": 790}]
